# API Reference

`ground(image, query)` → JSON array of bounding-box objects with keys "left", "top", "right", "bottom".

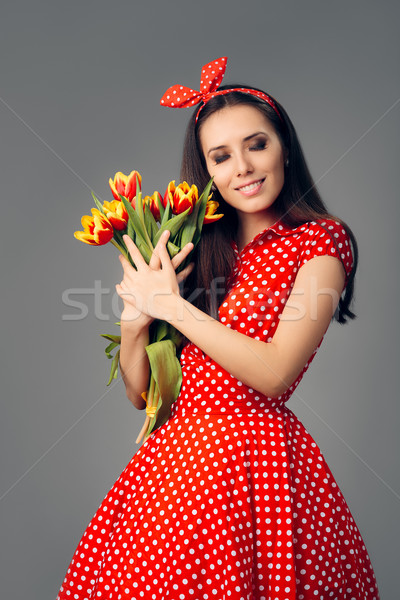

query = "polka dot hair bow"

[{"left": 160, "top": 56, "right": 282, "bottom": 122}]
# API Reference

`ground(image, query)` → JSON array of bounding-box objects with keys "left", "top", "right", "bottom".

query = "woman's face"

[{"left": 200, "top": 104, "right": 286, "bottom": 223}]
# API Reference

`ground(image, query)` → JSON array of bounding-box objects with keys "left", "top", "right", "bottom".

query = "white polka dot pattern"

[
  {"left": 57, "top": 219, "right": 380, "bottom": 599},
  {"left": 159, "top": 56, "right": 283, "bottom": 123},
  {"left": 160, "top": 57, "right": 227, "bottom": 108}
]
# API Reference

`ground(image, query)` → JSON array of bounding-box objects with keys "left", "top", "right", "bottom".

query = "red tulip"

[
  {"left": 74, "top": 209, "right": 114, "bottom": 245},
  {"left": 203, "top": 200, "right": 224, "bottom": 224},
  {"left": 164, "top": 180, "right": 198, "bottom": 215},
  {"left": 144, "top": 191, "right": 163, "bottom": 222},
  {"left": 109, "top": 170, "right": 142, "bottom": 203},
  {"left": 103, "top": 200, "right": 129, "bottom": 231}
]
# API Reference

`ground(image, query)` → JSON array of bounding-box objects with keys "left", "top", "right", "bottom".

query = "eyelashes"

[
  {"left": 213, "top": 140, "right": 267, "bottom": 165},
  {"left": 250, "top": 141, "right": 267, "bottom": 151},
  {"left": 214, "top": 154, "right": 229, "bottom": 165}
]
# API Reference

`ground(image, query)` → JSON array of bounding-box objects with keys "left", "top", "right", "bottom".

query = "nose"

[{"left": 234, "top": 151, "right": 253, "bottom": 177}]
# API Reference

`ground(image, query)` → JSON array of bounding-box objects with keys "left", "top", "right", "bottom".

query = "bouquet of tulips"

[{"left": 74, "top": 170, "right": 222, "bottom": 442}]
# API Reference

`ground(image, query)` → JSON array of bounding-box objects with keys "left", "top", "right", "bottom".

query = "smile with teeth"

[{"left": 237, "top": 179, "right": 264, "bottom": 192}]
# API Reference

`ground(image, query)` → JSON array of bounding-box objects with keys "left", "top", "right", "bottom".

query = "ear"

[{"left": 283, "top": 147, "right": 289, "bottom": 163}]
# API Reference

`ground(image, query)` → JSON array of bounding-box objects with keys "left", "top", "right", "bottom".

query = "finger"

[
  {"left": 176, "top": 262, "right": 194, "bottom": 284},
  {"left": 116, "top": 283, "right": 139, "bottom": 306},
  {"left": 149, "top": 230, "right": 170, "bottom": 269},
  {"left": 171, "top": 241, "right": 194, "bottom": 270},
  {"left": 149, "top": 252, "right": 161, "bottom": 270},
  {"left": 116, "top": 282, "right": 130, "bottom": 298},
  {"left": 119, "top": 279, "right": 137, "bottom": 298},
  {"left": 119, "top": 280, "right": 130, "bottom": 293},
  {"left": 118, "top": 253, "right": 137, "bottom": 274},
  {"left": 123, "top": 235, "right": 148, "bottom": 269},
  {"left": 115, "top": 283, "right": 125, "bottom": 298},
  {"left": 149, "top": 243, "right": 162, "bottom": 270},
  {"left": 157, "top": 230, "right": 176, "bottom": 272}
]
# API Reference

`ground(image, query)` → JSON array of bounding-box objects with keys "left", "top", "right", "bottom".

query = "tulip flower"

[
  {"left": 164, "top": 181, "right": 198, "bottom": 215},
  {"left": 204, "top": 200, "right": 224, "bottom": 224},
  {"left": 144, "top": 191, "right": 163, "bottom": 222},
  {"left": 74, "top": 208, "right": 114, "bottom": 245},
  {"left": 103, "top": 199, "right": 129, "bottom": 230},
  {"left": 76, "top": 171, "right": 220, "bottom": 444},
  {"left": 109, "top": 170, "right": 142, "bottom": 204}
]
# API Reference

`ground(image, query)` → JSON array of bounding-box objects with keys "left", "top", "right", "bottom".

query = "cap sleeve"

[{"left": 299, "top": 219, "right": 354, "bottom": 284}]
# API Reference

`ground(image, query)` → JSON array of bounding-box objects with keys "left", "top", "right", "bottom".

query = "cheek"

[
  {"left": 268, "top": 155, "right": 285, "bottom": 181},
  {"left": 207, "top": 165, "right": 229, "bottom": 189},
  {"left": 205, "top": 160, "right": 217, "bottom": 181}
]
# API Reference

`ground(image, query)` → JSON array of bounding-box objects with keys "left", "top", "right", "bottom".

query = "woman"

[{"left": 57, "top": 58, "right": 380, "bottom": 599}]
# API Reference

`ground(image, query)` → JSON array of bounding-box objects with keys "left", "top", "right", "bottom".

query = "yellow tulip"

[
  {"left": 164, "top": 180, "right": 198, "bottom": 215},
  {"left": 204, "top": 200, "right": 223, "bottom": 224},
  {"left": 109, "top": 170, "right": 142, "bottom": 204},
  {"left": 144, "top": 191, "right": 163, "bottom": 222},
  {"left": 103, "top": 200, "right": 129, "bottom": 231},
  {"left": 74, "top": 209, "right": 114, "bottom": 245}
]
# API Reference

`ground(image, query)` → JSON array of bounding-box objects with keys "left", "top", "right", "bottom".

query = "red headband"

[{"left": 160, "top": 56, "right": 283, "bottom": 123}]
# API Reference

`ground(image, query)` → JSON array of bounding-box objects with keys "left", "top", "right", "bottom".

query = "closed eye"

[
  {"left": 214, "top": 154, "right": 230, "bottom": 165},
  {"left": 249, "top": 141, "right": 267, "bottom": 151},
  {"left": 212, "top": 139, "right": 267, "bottom": 164}
]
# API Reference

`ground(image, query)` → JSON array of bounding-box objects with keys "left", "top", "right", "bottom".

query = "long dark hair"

[{"left": 180, "top": 85, "right": 358, "bottom": 330}]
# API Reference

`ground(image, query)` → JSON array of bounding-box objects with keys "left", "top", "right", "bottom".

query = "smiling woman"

[
  {"left": 200, "top": 104, "right": 287, "bottom": 250},
  {"left": 57, "top": 57, "right": 380, "bottom": 600}
]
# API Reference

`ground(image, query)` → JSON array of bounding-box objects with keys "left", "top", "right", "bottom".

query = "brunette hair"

[{"left": 180, "top": 85, "right": 358, "bottom": 330}]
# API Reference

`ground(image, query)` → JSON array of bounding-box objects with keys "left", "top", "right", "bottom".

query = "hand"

[{"left": 116, "top": 231, "right": 194, "bottom": 327}]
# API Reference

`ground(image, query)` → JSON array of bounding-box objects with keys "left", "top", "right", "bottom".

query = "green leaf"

[
  {"left": 192, "top": 177, "right": 214, "bottom": 248},
  {"left": 154, "top": 206, "right": 191, "bottom": 245},
  {"left": 112, "top": 229, "right": 123, "bottom": 245},
  {"left": 91, "top": 191, "right": 106, "bottom": 214},
  {"left": 120, "top": 195, "right": 148, "bottom": 248},
  {"left": 144, "top": 203, "right": 159, "bottom": 242},
  {"left": 100, "top": 333, "right": 121, "bottom": 343},
  {"left": 160, "top": 199, "right": 171, "bottom": 228},
  {"left": 179, "top": 195, "right": 202, "bottom": 247},
  {"left": 145, "top": 339, "right": 182, "bottom": 437},
  {"left": 156, "top": 194, "right": 165, "bottom": 221},
  {"left": 166, "top": 240, "right": 180, "bottom": 258},
  {"left": 153, "top": 320, "right": 169, "bottom": 342},
  {"left": 133, "top": 181, "right": 155, "bottom": 251},
  {"left": 136, "top": 238, "right": 153, "bottom": 264},
  {"left": 127, "top": 218, "right": 134, "bottom": 240},
  {"left": 106, "top": 348, "right": 120, "bottom": 386},
  {"left": 135, "top": 177, "right": 145, "bottom": 227},
  {"left": 104, "top": 341, "right": 120, "bottom": 359}
]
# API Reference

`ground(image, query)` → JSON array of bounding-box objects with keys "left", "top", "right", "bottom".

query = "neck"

[{"left": 236, "top": 210, "right": 280, "bottom": 252}]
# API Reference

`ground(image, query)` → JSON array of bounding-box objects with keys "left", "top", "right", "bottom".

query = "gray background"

[{"left": 1, "top": 1, "right": 398, "bottom": 598}]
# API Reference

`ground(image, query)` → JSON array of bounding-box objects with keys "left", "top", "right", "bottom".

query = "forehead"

[{"left": 199, "top": 104, "right": 277, "bottom": 150}]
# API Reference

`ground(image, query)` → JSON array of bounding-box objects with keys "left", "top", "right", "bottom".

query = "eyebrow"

[{"left": 207, "top": 131, "right": 267, "bottom": 156}]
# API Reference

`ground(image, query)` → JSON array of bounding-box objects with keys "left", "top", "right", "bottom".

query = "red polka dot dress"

[{"left": 57, "top": 219, "right": 380, "bottom": 600}]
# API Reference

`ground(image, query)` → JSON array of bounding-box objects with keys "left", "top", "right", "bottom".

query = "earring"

[
  {"left": 285, "top": 159, "right": 289, "bottom": 167},
  {"left": 211, "top": 183, "right": 217, "bottom": 192}
]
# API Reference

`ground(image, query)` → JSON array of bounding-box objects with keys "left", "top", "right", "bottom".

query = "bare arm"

[
  {"left": 116, "top": 234, "right": 195, "bottom": 409},
  {"left": 119, "top": 320, "right": 150, "bottom": 410},
  {"left": 162, "top": 254, "right": 346, "bottom": 397},
  {"left": 120, "top": 232, "right": 346, "bottom": 399}
]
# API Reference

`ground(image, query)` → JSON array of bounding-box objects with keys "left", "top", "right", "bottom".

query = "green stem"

[
  {"left": 110, "top": 238, "right": 130, "bottom": 261},
  {"left": 135, "top": 373, "right": 156, "bottom": 445},
  {"left": 137, "top": 190, "right": 154, "bottom": 252},
  {"left": 148, "top": 372, "right": 156, "bottom": 407},
  {"left": 145, "top": 383, "right": 160, "bottom": 441}
]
